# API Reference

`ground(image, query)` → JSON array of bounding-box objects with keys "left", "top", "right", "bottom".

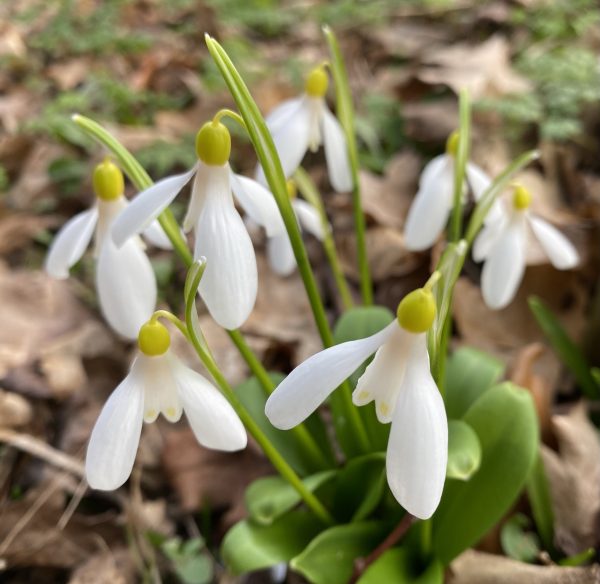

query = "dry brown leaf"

[
  {"left": 68, "top": 549, "right": 136, "bottom": 584},
  {"left": 542, "top": 403, "right": 600, "bottom": 555},
  {"left": 418, "top": 35, "right": 531, "bottom": 98},
  {"left": 450, "top": 549, "right": 600, "bottom": 584},
  {"left": 0, "top": 389, "right": 32, "bottom": 428},
  {"left": 372, "top": 22, "right": 451, "bottom": 59},
  {"left": 0, "top": 210, "right": 53, "bottom": 256},
  {"left": 46, "top": 59, "right": 91, "bottom": 91},
  {"left": 402, "top": 98, "right": 458, "bottom": 144}
]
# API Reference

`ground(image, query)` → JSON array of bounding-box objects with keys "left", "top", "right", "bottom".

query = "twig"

[{"left": 349, "top": 513, "right": 417, "bottom": 583}]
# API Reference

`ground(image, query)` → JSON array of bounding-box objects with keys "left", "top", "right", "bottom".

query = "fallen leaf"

[
  {"left": 0, "top": 389, "right": 32, "bottom": 428},
  {"left": 68, "top": 549, "right": 136, "bottom": 584}
]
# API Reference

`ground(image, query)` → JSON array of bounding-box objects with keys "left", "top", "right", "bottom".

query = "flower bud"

[
  {"left": 397, "top": 288, "right": 436, "bottom": 333},
  {"left": 195, "top": 121, "right": 231, "bottom": 166},
  {"left": 305, "top": 66, "right": 329, "bottom": 98},
  {"left": 445, "top": 131, "right": 459, "bottom": 157},
  {"left": 138, "top": 321, "right": 170, "bottom": 356},
  {"left": 93, "top": 159, "right": 124, "bottom": 201},
  {"left": 512, "top": 185, "right": 532, "bottom": 211}
]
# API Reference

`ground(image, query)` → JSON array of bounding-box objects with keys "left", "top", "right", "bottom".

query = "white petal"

[
  {"left": 466, "top": 162, "right": 492, "bottom": 201},
  {"left": 96, "top": 238, "right": 157, "bottom": 339},
  {"left": 142, "top": 220, "right": 174, "bottom": 250},
  {"left": 418, "top": 154, "right": 448, "bottom": 188},
  {"left": 265, "top": 96, "right": 305, "bottom": 132},
  {"left": 293, "top": 199, "right": 325, "bottom": 240},
  {"left": 45, "top": 208, "right": 98, "bottom": 279},
  {"left": 257, "top": 98, "right": 311, "bottom": 184},
  {"left": 183, "top": 163, "right": 210, "bottom": 233},
  {"left": 170, "top": 354, "right": 247, "bottom": 451},
  {"left": 194, "top": 166, "right": 257, "bottom": 330},
  {"left": 321, "top": 105, "right": 352, "bottom": 192},
  {"left": 267, "top": 231, "right": 296, "bottom": 276},
  {"left": 352, "top": 325, "right": 411, "bottom": 423},
  {"left": 472, "top": 214, "right": 506, "bottom": 262},
  {"left": 85, "top": 360, "right": 145, "bottom": 490},
  {"left": 404, "top": 157, "right": 453, "bottom": 251},
  {"left": 138, "top": 353, "right": 182, "bottom": 423},
  {"left": 265, "top": 321, "right": 398, "bottom": 430},
  {"left": 231, "top": 173, "right": 285, "bottom": 237},
  {"left": 529, "top": 216, "right": 579, "bottom": 270},
  {"left": 386, "top": 336, "right": 447, "bottom": 519},
  {"left": 112, "top": 166, "right": 197, "bottom": 247},
  {"left": 481, "top": 213, "right": 527, "bottom": 310}
]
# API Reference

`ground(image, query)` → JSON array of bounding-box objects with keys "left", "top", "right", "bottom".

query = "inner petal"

[{"left": 138, "top": 353, "right": 182, "bottom": 423}]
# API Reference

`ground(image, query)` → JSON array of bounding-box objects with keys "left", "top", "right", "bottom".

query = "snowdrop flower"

[
  {"left": 45, "top": 159, "right": 170, "bottom": 339},
  {"left": 86, "top": 319, "right": 247, "bottom": 490},
  {"left": 265, "top": 281, "right": 448, "bottom": 519},
  {"left": 404, "top": 131, "right": 493, "bottom": 251},
  {"left": 268, "top": 181, "right": 325, "bottom": 276},
  {"left": 475, "top": 185, "right": 579, "bottom": 310},
  {"left": 257, "top": 65, "right": 352, "bottom": 193},
  {"left": 111, "top": 116, "right": 283, "bottom": 330}
]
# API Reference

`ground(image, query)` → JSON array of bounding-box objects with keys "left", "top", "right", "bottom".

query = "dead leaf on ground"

[
  {"left": 450, "top": 549, "right": 600, "bottom": 584},
  {"left": 68, "top": 549, "right": 136, "bottom": 584},
  {"left": 542, "top": 403, "right": 600, "bottom": 555},
  {"left": 0, "top": 389, "right": 32, "bottom": 428}
]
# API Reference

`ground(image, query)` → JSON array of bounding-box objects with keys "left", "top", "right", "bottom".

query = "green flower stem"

[
  {"left": 72, "top": 114, "right": 331, "bottom": 472},
  {"left": 449, "top": 89, "right": 471, "bottom": 242},
  {"left": 294, "top": 168, "right": 354, "bottom": 310},
  {"left": 205, "top": 35, "right": 371, "bottom": 455},
  {"left": 323, "top": 26, "right": 373, "bottom": 306}
]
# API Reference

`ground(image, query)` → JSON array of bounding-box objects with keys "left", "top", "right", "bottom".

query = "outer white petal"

[
  {"left": 267, "top": 231, "right": 296, "bottom": 276},
  {"left": 321, "top": 105, "right": 352, "bottom": 192},
  {"left": 142, "top": 220, "right": 174, "bottom": 250},
  {"left": 96, "top": 239, "right": 157, "bottom": 339},
  {"left": 257, "top": 98, "right": 311, "bottom": 184},
  {"left": 231, "top": 173, "right": 285, "bottom": 237},
  {"left": 293, "top": 199, "right": 325, "bottom": 240},
  {"left": 481, "top": 213, "right": 527, "bottom": 310},
  {"left": 466, "top": 162, "right": 492, "bottom": 201},
  {"left": 194, "top": 165, "right": 257, "bottom": 330},
  {"left": 472, "top": 214, "right": 506, "bottom": 262},
  {"left": 45, "top": 208, "right": 98, "bottom": 279},
  {"left": 183, "top": 163, "right": 210, "bottom": 233},
  {"left": 265, "top": 321, "right": 398, "bottom": 430},
  {"left": 170, "top": 354, "right": 247, "bottom": 451},
  {"left": 404, "top": 157, "right": 453, "bottom": 251},
  {"left": 529, "top": 215, "right": 579, "bottom": 270},
  {"left": 418, "top": 154, "right": 448, "bottom": 188},
  {"left": 265, "top": 97, "right": 305, "bottom": 132},
  {"left": 85, "top": 360, "right": 145, "bottom": 490},
  {"left": 112, "top": 166, "right": 197, "bottom": 247},
  {"left": 386, "top": 336, "right": 447, "bottom": 519}
]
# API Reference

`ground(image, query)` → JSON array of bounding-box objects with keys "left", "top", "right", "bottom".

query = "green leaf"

[
  {"left": 500, "top": 514, "right": 541, "bottom": 563},
  {"left": 358, "top": 548, "right": 444, "bottom": 584},
  {"left": 332, "top": 453, "right": 386, "bottom": 522},
  {"left": 222, "top": 510, "right": 323, "bottom": 575},
  {"left": 333, "top": 306, "right": 394, "bottom": 450},
  {"left": 446, "top": 420, "right": 482, "bottom": 481},
  {"left": 433, "top": 383, "right": 538, "bottom": 564},
  {"left": 161, "top": 537, "right": 213, "bottom": 584},
  {"left": 529, "top": 296, "right": 600, "bottom": 399},
  {"left": 445, "top": 347, "right": 505, "bottom": 419},
  {"left": 291, "top": 521, "right": 389, "bottom": 584},
  {"left": 526, "top": 452, "right": 555, "bottom": 554},
  {"left": 246, "top": 470, "right": 337, "bottom": 525}
]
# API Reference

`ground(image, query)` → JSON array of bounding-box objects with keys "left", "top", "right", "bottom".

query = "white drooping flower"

[
  {"left": 86, "top": 320, "right": 247, "bottom": 491},
  {"left": 45, "top": 159, "right": 170, "bottom": 339},
  {"left": 265, "top": 286, "right": 448, "bottom": 520},
  {"left": 111, "top": 119, "right": 284, "bottom": 330},
  {"left": 256, "top": 65, "right": 352, "bottom": 193},
  {"left": 474, "top": 185, "right": 579, "bottom": 310},
  {"left": 267, "top": 182, "right": 325, "bottom": 276},
  {"left": 404, "top": 132, "right": 493, "bottom": 251}
]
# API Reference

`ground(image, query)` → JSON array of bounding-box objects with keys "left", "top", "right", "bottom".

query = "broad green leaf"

[
  {"left": 332, "top": 453, "right": 386, "bottom": 522},
  {"left": 291, "top": 521, "right": 389, "bottom": 584},
  {"left": 445, "top": 347, "right": 504, "bottom": 419},
  {"left": 221, "top": 510, "right": 322, "bottom": 575},
  {"left": 234, "top": 375, "right": 331, "bottom": 475},
  {"left": 358, "top": 548, "right": 444, "bottom": 584},
  {"left": 529, "top": 296, "right": 600, "bottom": 399},
  {"left": 433, "top": 383, "right": 538, "bottom": 564},
  {"left": 161, "top": 537, "right": 213, "bottom": 584},
  {"left": 246, "top": 471, "right": 337, "bottom": 525},
  {"left": 446, "top": 420, "right": 481, "bottom": 481},
  {"left": 500, "top": 514, "right": 541, "bottom": 563},
  {"left": 333, "top": 306, "right": 394, "bottom": 450}
]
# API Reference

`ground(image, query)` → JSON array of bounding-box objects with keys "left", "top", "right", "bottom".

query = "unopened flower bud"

[
  {"left": 138, "top": 321, "right": 170, "bottom": 356},
  {"left": 397, "top": 288, "right": 436, "bottom": 333},
  {"left": 305, "top": 66, "right": 329, "bottom": 98},
  {"left": 93, "top": 159, "right": 124, "bottom": 201},
  {"left": 512, "top": 185, "right": 532, "bottom": 211},
  {"left": 195, "top": 121, "right": 231, "bottom": 166}
]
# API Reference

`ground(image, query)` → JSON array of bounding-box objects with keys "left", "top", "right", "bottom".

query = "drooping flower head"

[
  {"left": 475, "top": 184, "right": 579, "bottom": 310},
  {"left": 45, "top": 159, "right": 168, "bottom": 339},
  {"left": 256, "top": 65, "right": 352, "bottom": 193},
  {"left": 111, "top": 114, "right": 284, "bottom": 330},
  {"left": 86, "top": 318, "right": 247, "bottom": 491},
  {"left": 265, "top": 279, "right": 448, "bottom": 519},
  {"left": 404, "top": 131, "right": 493, "bottom": 251}
]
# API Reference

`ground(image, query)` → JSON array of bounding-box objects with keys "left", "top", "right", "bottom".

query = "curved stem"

[{"left": 213, "top": 108, "right": 247, "bottom": 131}]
